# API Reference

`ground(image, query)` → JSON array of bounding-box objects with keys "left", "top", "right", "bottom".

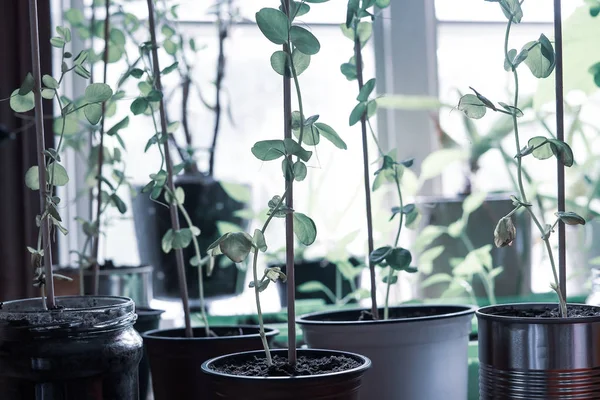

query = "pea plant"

[
  {"left": 208, "top": 0, "right": 346, "bottom": 366},
  {"left": 7, "top": 0, "right": 112, "bottom": 308},
  {"left": 457, "top": 0, "right": 585, "bottom": 317},
  {"left": 342, "top": 0, "right": 416, "bottom": 320},
  {"left": 127, "top": 0, "right": 215, "bottom": 338}
]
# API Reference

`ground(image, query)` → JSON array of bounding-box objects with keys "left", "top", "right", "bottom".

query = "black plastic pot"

[
  {"left": 201, "top": 348, "right": 371, "bottom": 400},
  {"left": 132, "top": 175, "right": 249, "bottom": 305},
  {"left": 143, "top": 325, "right": 279, "bottom": 400},
  {"left": 134, "top": 307, "right": 164, "bottom": 400},
  {"left": 0, "top": 296, "right": 143, "bottom": 400},
  {"left": 275, "top": 257, "right": 362, "bottom": 307}
]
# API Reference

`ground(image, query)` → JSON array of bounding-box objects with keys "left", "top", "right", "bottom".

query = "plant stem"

[
  {"left": 146, "top": 0, "right": 193, "bottom": 337},
  {"left": 354, "top": 34, "right": 378, "bottom": 320},
  {"left": 91, "top": 0, "right": 111, "bottom": 296},
  {"left": 29, "top": 0, "right": 55, "bottom": 309},
  {"left": 553, "top": 0, "right": 567, "bottom": 303},
  {"left": 384, "top": 168, "right": 404, "bottom": 320},
  {"left": 283, "top": 0, "right": 296, "bottom": 366},
  {"left": 251, "top": 249, "right": 272, "bottom": 365},
  {"left": 173, "top": 191, "right": 209, "bottom": 337}
]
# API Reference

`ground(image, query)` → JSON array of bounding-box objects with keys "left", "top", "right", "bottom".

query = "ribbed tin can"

[{"left": 477, "top": 303, "right": 600, "bottom": 399}]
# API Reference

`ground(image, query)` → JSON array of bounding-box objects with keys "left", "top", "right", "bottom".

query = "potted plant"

[
  {"left": 134, "top": 2, "right": 279, "bottom": 399},
  {"left": 129, "top": 0, "right": 252, "bottom": 305},
  {"left": 0, "top": 1, "right": 143, "bottom": 397},
  {"left": 200, "top": 1, "right": 371, "bottom": 399},
  {"left": 456, "top": 1, "right": 599, "bottom": 398},
  {"left": 296, "top": 2, "right": 475, "bottom": 399}
]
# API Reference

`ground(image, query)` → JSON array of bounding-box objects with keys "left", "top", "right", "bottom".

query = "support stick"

[
  {"left": 147, "top": 0, "right": 193, "bottom": 338},
  {"left": 553, "top": 0, "right": 567, "bottom": 300},
  {"left": 28, "top": 0, "right": 55, "bottom": 309}
]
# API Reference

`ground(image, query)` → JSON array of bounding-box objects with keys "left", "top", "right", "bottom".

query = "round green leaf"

[
  {"left": 524, "top": 35, "right": 555, "bottom": 79},
  {"left": 220, "top": 232, "right": 253, "bottom": 263},
  {"left": 47, "top": 162, "right": 69, "bottom": 186},
  {"left": 375, "top": 0, "right": 391, "bottom": 8},
  {"left": 385, "top": 247, "right": 412, "bottom": 271},
  {"left": 25, "top": 166, "right": 40, "bottom": 190},
  {"left": 290, "top": 26, "right": 320, "bottom": 55},
  {"left": 42, "top": 74, "right": 59, "bottom": 89},
  {"left": 293, "top": 212, "right": 317, "bottom": 245},
  {"left": 349, "top": 102, "right": 366, "bottom": 126},
  {"left": 252, "top": 139, "right": 286, "bottom": 161},
  {"left": 370, "top": 246, "right": 392, "bottom": 264},
  {"left": 84, "top": 103, "right": 102, "bottom": 125},
  {"left": 293, "top": 161, "right": 307, "bottom": 181},
  {"left": 458, "top": 94, "right": 486, "bottom": 119},
  {"left": 84, "top": 83, "right": 113, "bottom": 103},
  {"left": 130, "top": 97, "right": 149, "bottom": 115},
  {"left": 10, "top": 89, "right": 35, "bottom": 113},
  {"left": 555, "top": 211, "right": 586, "bottom": 226},
  {"left": 256, "top": 8, "right": 290, "bottom": 45}
]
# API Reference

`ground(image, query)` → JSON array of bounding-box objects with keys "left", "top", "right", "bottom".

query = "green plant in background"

[
  {"left": 7, "top": 5, "right": 114, "bottom": 306},
  {"left": 207, "top": 0, "right": 346, "bottom": 366},
  {"left": 457, "top": 0, "right": 585, "bottom": 317},
  {"left": 417, "top": 192, "right": 503, "bottom": 305},
  {"left": 343, "top": 0, "right": 419, "bottom": 320}
]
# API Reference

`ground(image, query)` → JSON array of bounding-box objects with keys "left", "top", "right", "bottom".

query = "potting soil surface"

[
  {"left": 491, "top": 305, "right": 600, "bottom": 318},
  {"left": 211, "top": 354, "right": 362, "bottom": 377}
]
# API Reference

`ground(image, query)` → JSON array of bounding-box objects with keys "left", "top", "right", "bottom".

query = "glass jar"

[{"left": 0, "top": 296, "right": 143, "bottom": 400}]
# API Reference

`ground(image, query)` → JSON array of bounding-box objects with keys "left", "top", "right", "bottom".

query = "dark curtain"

[{"left": 0, "top": 1, "right": 54, "bottom": 301}]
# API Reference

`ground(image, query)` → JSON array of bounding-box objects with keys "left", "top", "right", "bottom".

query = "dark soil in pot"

[
  {"left": 143, "top": 325, "right": 278, "bottom": 400},
  {"left": 132, "top": 175, "right": 249, "bottom": 304},
  {"left": 202, "top": 349, "right": 371, "bottom": 400},
  {"left": 0, "top": 296, "right": 143, "bottom": 400},
  {"left": 274, "top": 257, "right": 362, "bottom": 307},
  {"left": 483, "top": 304, "right": 600, "bottom": 318}
]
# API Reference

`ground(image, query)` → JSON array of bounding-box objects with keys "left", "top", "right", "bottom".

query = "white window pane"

[{"left": 435, "top": 0, "right": 583, "bottom": 23}]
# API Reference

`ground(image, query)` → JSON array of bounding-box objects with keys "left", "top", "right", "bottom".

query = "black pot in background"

[
  {"left": 143, "top": 325, "right": 279, "bottom": 400},
  {"left": 132, "top": 175, "right": 250, "bottom": 306},
  {"left": 417, "top": 194, "right": 531, "bottom": 298},
  {"left": 0, "top": 296, "right": 143, "bottom": 400},
  {"left": 275, "top": 257, "right": 363, "bottom": 308},
  {"left": 201, "top": 349, "right": 371, "bottom": 400},
  {"left": 477, "top": 303, "right": 600, "bottom": 399},
  {"left": 134, "top": 307, "right": 164, "bottom": 400}
]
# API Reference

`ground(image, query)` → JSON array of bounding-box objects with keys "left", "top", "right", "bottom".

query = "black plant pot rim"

[
  {"left": 142, "top": 325, "right": 279, "bottom": 341},
  {"left": 201, "top": 348, "right": 371, "bottom": 381},
  {"left": 477, "top": 302, "right": 600, "bottom": 324},
  {"left": 135, "top": 307, "right": 165, "bottom": 316},
  {"left": 296, "top": 304, "right": 476, "bottom": 326}
]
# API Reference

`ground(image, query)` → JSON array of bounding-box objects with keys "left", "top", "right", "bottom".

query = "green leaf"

[
  {"left": 84, "top": 83, "right": 113, "bottom": 103},
  {"left": 555, "top": 211, "right": 586, "bottom": 225},
  {"left": 382, "top": 274, "right": 398, "bottom": 284},
  {"left": 147, "top": 90, "right": 163, "bottom": 102},
  {"left": 19, "top": 73, "right": 35, "bottom": 95},
  {"left": 293, "top": 161, "right": 307, "bottom": 181},
  {"left": 298, "top": 281, "right": 333, "bottom": 295},
  {"left": 504, "top": 49, "right": 518, "bottom": 71},
  {"left": 340, "top": 62, "right": 357, "bottom": 81},
  {"left": 73, "top": 50, "right": 89, "bottom": 65},
  {"left": 462, "top": 191, "right": 487, "bottom": 216},
  {"left": 130, "top": 68, "right": 144, "bottom": 79},
  {"left": 293, "top": 212, "right": 317, "bottom": 245},
  {"left": 370, "top": 246, "right": 392, "bottom": 264},
  {"left": 497, "top": 0, "right": 523, "bottom": 23},
  {"left": 346, "top": 0, "right": 359, "bottom": 28},
  {"left": 256, "top": 8, "right": 289, "bottom": 45},
  {"left": 25, "top": 166, "right": 40, "bottom": 190},
  {"left": 42, "top": 75, "right": 58, "bottom": 89},
  {"left": 107, "top": 117, "right": 130, "bottom": 136},
  {"left": 130, "top": 97, "right": 149, "bottom": 115},
  {"left": 375, "top": 0, "right": 391, "bottom": 7},
  {"left": 524, "top": 35, "right": 555, "bottom": 79},
  {"left": 74, "top": 65, "right": 92, "bottom": 79},
  {"left": 280, "top": 1, "right": 311, "bottom": 18},
  {"left": 349, "top": 102, "right": 367, "bottom": 126},
  {"left": 458, "top": 94, "right": 486, "bottom": 119},
  {"left": 418, "top": 245, "right": 445, "bottom": 275},
  {"left": 385, "top": 248, "right": 412, "bottom": 271},
  {"left": 41, "top": 89, "right": 55, "bottom": 100},
  {"left": 10, "top": 89, "right": 34, "bottom": 113},
  {"left": 314, "top": 123, "right": 347, "bottom": 149},
  {"left": 270, "top": 50, "right": 311, "bottom": 77},
  {"left": 252, "top": 139, "right": 286, "bottom": 161},
  {"left": 220, "top": 232, "right": 254, "bottom": 262},
  {"left": 498, "top": 102, "right": 524, "bottom": 117},
  {"left": 111, "top": 194, "right": 127, "bottom": 214},
  {"left": 163, "top": 39, "right": 177, "bottom": 55},
  {"left": 447, "top": 219, "right": 465, "bottom": 238},
  {"left": 357, "top": 78, "right": 376, "bottom": 101},
  {"left": 290, "top": 26, "right": 320, "bottom": 55},
  {"left": 50, "top": 37, "right": 65, "bottom": 48},
  {"left": 172, "top": 229, "right": 193, "bottom": 250},
  {"left": 284, "top": 138, "right": 312, "bottom": 162},
  {"left": 162, "top": 229, "right": 174, "bottom": 253},
  {"left": 253, "top": 229, "right": 268, "bottom": 252},
  {"left": 528, "top": 137, "right": 574, "bottom": 166},
  {"left": 419, "top": 149, "right": 468, "bottom": 182},
  {"left": 47, "top": 162, "right": 69, "bottom": 186},
  {"left": 220, "top": 181, "right": 251, "bottom": 204},
  {"left": 84, "top": 103, "right": 103, "bottom": 125},
  {"left": 161, "top": 62, "right": 179, "bottom": 75},
  {"left": 414, "top": 225, "right": 446, "bottom": 253}
]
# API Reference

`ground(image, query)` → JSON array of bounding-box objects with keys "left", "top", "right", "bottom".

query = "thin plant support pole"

[
  {"left": 554, "top": 0, "right": 567, "bottom": 300},
  {"left": 29, "top": 0, "right": 56, "bottom": 309},
  {"left": 283, "top": 0, "right": 297, "bottom": 366},
  {"left": 91, "top": 0, "right": 111, "bottom": 295},
  {"left": 354, "top": 36, "right": 378, "bottom": 319},
  {"left": 208, "top": 4, "right": 227, "bottom": 177},
  {"left": 147, "top": 0, "right": 193, "bottom": 338}
]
